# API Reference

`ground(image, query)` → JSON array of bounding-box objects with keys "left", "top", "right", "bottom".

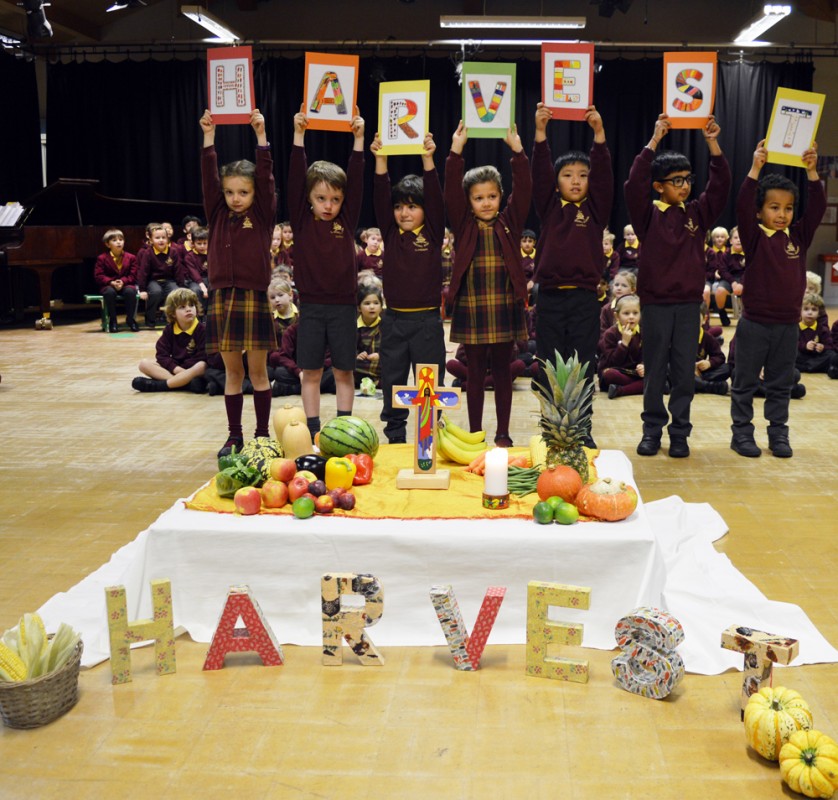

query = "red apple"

[
  {"left": 260, "top": 479, "right": 289, "bottom": 509},
  {"left": 234, "top": 486, "right": 262, "bottom": 515},
  {"left": 294, "top": 469, "right": 318, "bottom": 483},
  {"left": 337, "top": 492, "right": 356, "bottom": 511},
  {"left": 288, "top": 475, "right": 311, "bottom": 502},
  {"left": 314, "top": 495, "right": 335, "bottom": 514},
  {"left": 269, "top": 457, "right": 297, "bottom": 483}
]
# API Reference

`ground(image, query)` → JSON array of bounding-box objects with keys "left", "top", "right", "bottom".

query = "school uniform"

[
  {"left": 179, "top": 250, "right": 210, "bottom": 299},
  {"left": 355, "top": 315, "right": 382, "bottom": 386},
  {"left": 202, "top": 143, "right": 277, "bottom": 354},
  {"left": 796, "top": 316, "right": 834, "bottom": 373},
  {"left": 719, "top": 249, "right": 746, "bottom": 291},
  {"left": 598, "top": 324, "right": 644, "bottom": 397},
  {"left": 356, "top": 246, "right": 384, "bottom": 278},
  {"left": 94, "top": 250, "right": 139, "bottom": 326},
  {"left": 155, "top": 318, "right": 207, "bottom": 373},
  {"left": 599, "top": 299, "right": 617, "bottom": 334},
  {"left": 624, "top": 148, "right": 731, "bottom": 443},
  {"left": 731, "top": 176, "right": 826, "bottom": 447},
  {"left": 532, "top": 140, "right": 613, "bottom": 395},
  {"left": 373, "top": 166, "right": 447, "bottom": 442},
  {"left": 269, "top": 322, "right": 335, "bottom": 396},
  {"left": 705, "top": 246, "right": 727, "bottom": 286},
  {"left": 272, "top": 244, "right": 294, "bottom": 270},
  {"left": 137, "top": 245, "right": 182, "bottom": 327},
  {"left": 694, "top": 329, "right": 729, "bottom": 392},
  {"left": 617, "top": 241, "right": 641, "bottom": 272}
]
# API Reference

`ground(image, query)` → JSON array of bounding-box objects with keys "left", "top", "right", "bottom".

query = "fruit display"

[
  {"left": 780, "top": 730, "right": 838, "bottom": 798},
  {"left": 293, "top": 454, "right": 327, "bottom": 480},
  {"left": 318, "top": 416, "right": 380, "bottom": 458},
  {"left": 233, "top": 486, "right": 262, "bottom": 515},
  {"left": 507, "top": 466, "right": 542, "bottom": 497},
  {"left": 239, "top": 437, "right": 285, "bottom": 481},
  {"left": 324, "top": 457, "right": 357, "bottom": 490},
  {"left": 531, "top": 351, "right": 595, "bottom": 483},
  {"left": 745, "top": 686, "right": 814, "bottom": 761},
  {"left": 0, "top": 613, "right": 81, "bottom": 682},
  {"left": 575, "top": 478, "right": 638, "bottom": 522}
]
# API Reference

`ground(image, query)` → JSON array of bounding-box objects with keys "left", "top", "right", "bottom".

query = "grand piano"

[{"left": 0, "top": 179, "right": 203, "bottom": 328}]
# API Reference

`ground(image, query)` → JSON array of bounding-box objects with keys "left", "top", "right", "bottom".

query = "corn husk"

[{"left": 0, "top": 613, "right": 81, "bottom": 681}]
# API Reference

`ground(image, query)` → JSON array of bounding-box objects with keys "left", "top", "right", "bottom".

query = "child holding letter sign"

[{"left": 200, "top": 108, "right": 277, "bottom": 458}]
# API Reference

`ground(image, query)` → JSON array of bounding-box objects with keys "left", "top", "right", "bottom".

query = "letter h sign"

[{"left": 207, "top": 46, "right": 255, "bottom": 125}]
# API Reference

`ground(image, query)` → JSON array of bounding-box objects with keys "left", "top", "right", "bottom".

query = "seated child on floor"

[
  {"left": 355, "top": 283, "right": 383, "bottom": 388},
  {"left": 598, "top": 293, "right": 644, "bottom": 399},
  {"left": 728, "top": 331, "right": 807, "bottom": 399},
  {"left": 446, "top": 344, "right": 528, "bottom": 392},
  {"left": 796, "top": 292, "right": 834, "bottom": 373},
  {"left": 131, "top": 288, "right": 207, "bottom": 393},
  {"left": 694, "top": 317, "right": 729, "bottom": 395},
  {"left": 703, "top": 226, "right": 731, "bottom": 324},
  {"left": 270, "top": 321, "right": 336, "bottom": 397},
  {"left": 602, "top": 229, "right": 621, "bottom": 280},
  {"left": 179, "top": 225, "right": 210, "bottom": 305},
  {"left": 616, "top": 223, "right": 640, "bottom": 273},
  {"left": 600, "top": 269, "right": 637, "bottom": 334}
]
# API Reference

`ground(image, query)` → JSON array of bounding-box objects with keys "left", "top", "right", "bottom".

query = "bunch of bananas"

[{"left": 437, "top": 414, "right": 487, "bottom": 465}]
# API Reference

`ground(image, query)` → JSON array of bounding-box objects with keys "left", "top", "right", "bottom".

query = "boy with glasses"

[{"left": 624, "top": 112, "right": 730, "bottom": 458}]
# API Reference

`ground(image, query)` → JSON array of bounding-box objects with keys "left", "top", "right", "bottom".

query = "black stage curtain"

[
  {"left": 0, "top": 53, "right": 42, "bottom": 201},
  {"left": 45, "top": 55, "right": 814, "bottom": 234}
]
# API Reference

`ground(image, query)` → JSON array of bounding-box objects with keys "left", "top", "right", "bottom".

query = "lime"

[
  {"left": 545, "top": 496, "right": 564, "bottom": 513},
  {"left": 292, "top": 496, "right": 315, "bottom": 519},
  {"left": 533, "top": 501, "right": 554, "bottom": 525},
  {"left": 554, "top": 502, "right": 579, "bottom": 525}
]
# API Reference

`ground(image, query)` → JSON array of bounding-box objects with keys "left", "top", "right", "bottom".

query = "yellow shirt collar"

[
  {"left": 799, "top": 321, "right": 817, "bottom": 331},
  {"left": 617, "top": 321, "right": 640, "bottom": 335},
  {"left": 624, "top": 240, "right": 639, "bottom": 249},
  {"left": 400, "top": 224, "right": 425, "bottom": 235},
  {"left": 759, "top": 224, "right": 790, "bottom": 237},
  {"left": 174, "top": 319, "right": 199, "bottom": 336},
  {"left": 273, "top": 303, "right": 298, "bottom": 320},
  {"left": 153, "top": 244, "right": 170, "bottom": 255},
  {"left": 604, "top": 247, "right": 614, "bottom": 258},
  {"left": 560, "top": 198, "right": 584, "bottom": 208},
  {"left": 653, "top": 199, "right": 686, "bottom": 212},
  {"left": 365, "top": 246, "right": 382, "bottom": 256},
  {"left": 357, "top": 314, "right": 381, "bottom": 329},
  {"left": 521, "top": 247, "right": 536, "bottom": 258}
]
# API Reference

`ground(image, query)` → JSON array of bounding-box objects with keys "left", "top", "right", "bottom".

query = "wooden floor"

[{"left": 1, "top": 310, "right": 837, "bottom": 799}]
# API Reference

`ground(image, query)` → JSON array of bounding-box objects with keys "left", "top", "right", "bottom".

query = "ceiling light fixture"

[
  {"left": 439, "top": 15, "right": 586, "bottom": 30},
  {"left": 106, "top": 0, "right": 146, "bottom": 11},
  {"left": 734, "top": 4, "right": 791, "bottom": 44},
  {"left": 180, "top": 5, "right": 241, "bottom": 42}
]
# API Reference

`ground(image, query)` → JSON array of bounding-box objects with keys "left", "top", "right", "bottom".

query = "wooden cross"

[{"left": 392, "top": 363, "right": 461, "bottom": 489}]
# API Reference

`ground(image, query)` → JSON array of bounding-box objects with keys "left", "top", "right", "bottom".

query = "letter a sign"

[
  {"left": 207, "top": 46, "right": 255, "bottom": 125},
  {"left": 303, "top": 52, "right": 360, "bottom": 132}
]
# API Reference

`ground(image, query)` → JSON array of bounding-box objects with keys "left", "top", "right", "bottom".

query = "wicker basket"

[{"left": 0, "top": 640, "right": 83, "bottom": 729}]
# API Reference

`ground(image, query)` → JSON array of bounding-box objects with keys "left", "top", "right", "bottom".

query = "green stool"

[{"left": 84, "top": 294, "right": 108, "bottom": 331}]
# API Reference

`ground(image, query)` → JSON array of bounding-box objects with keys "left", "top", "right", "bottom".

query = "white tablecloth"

[{"left": 38, "top": 450, "right": 838, "bottom": 674}]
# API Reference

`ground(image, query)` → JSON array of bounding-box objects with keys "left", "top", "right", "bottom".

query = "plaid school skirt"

[
  {"left": 206, "top": 287, "right": 277, "bottom": 354},
  {"left": 451, "top": 224, "right": 526, "bottom": 345}
]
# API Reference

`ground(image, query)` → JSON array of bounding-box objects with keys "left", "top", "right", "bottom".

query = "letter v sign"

[{"left": 430, "top": 585, "right": 506, "bottom": 670}]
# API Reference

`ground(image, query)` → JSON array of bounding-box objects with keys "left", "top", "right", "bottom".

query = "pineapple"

[{"left": 531, "top": 350, "right": 595, "bottom": 483}]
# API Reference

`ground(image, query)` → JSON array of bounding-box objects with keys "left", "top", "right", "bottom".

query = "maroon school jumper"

[
  {"left": 137, "top": 246, "right": 181, "bottom": 290},
  {"left": 155, "top": 320, "right": 207, "bottom": 372},
  {"left": 94, "top": 251, "right": 138, "bottom": 289},
  {"left": 737, "top": 178, "right": 826, "bottom": 325},
  {"left": 532, "top": 140, "right": 613, "bottom": 291},
  {"left": 355, "top": 247, "right": 384, "bottom": 278},
  {"left": 202, "top": 145, "right": 275, "bottom": 292},
  {"left": 374, "top": 167, "right": 445, "bottom": 308},
  {"left": 288, "top": 146, "right": 363, "bottom": 306},
  {"left": 179, "top": 250, "right": 208, "bottom": 287},
  {"left": 705, "top": 246, "right": 727, "bottom": 284}
]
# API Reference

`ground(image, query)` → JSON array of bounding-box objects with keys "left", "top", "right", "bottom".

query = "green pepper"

[
  {"left": 324, "top": 456, "right": 357, "bottom": 491},
  {"left": 217, "top": 446, "right": 245, "bottom": 472}
]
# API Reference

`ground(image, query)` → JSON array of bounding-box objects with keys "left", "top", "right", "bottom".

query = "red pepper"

[{"left": 347, "top": 453, "right": 374, "bottom": 485}]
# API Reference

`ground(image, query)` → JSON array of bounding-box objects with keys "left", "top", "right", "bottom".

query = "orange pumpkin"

[
  {"left": 536, "top": 465, "right": 583, "bottom": 503},
  {"left": 575, "top": 477, "right": 638, "bottom": 521}
]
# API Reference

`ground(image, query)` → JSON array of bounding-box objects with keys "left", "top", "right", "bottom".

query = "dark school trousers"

[
  {"left": 379, "top": 307, "right": 446, "bottom": 441},
  {"left": 535, "top": 286, "right": 601, "bottom": 381},
  {"left": 731, "top": 317, "right": 797, "bottom": 440},
  {"left": 641, "top": 302, "right": 699, "bottom": 439}
]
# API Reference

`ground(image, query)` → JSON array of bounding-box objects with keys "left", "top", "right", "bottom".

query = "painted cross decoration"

[{"left": 393, "top": 364, "right": 461, "bottom": 475}]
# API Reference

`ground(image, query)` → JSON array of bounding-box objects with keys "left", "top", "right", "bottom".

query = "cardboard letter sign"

[{"left": 207, "top": 46, "right": 255, "bottom": 125}]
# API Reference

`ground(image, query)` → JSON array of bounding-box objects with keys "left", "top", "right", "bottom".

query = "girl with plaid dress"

[
  {"left": 200, "top": 108, "right": 278, "bottom": 458},
  {"left": 444, "top": 120, "right": 532, "bottom": 447}
]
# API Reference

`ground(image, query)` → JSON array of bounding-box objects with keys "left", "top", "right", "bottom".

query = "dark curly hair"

[{"left": 756, "top": 172, "right": 799, "bottom": 209}]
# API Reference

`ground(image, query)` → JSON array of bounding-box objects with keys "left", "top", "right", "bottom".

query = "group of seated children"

[{"left": 95, "top": 216, "right": 210, "bottom": 332}]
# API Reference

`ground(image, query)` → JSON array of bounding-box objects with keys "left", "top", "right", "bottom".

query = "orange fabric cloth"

[{"left": 186, "top": 444, "right": 545, "bottom": 520}]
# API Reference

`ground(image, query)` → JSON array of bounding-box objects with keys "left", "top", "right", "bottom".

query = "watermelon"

[
  {"left": 239, "top": 436, "right": 284, "bottom": 481},
  {"left": 318, "top": 416, "right": 379, "bottom": 458}
]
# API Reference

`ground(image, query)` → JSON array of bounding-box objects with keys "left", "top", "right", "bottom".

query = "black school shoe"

[
  {"left": 636, "top": 435, "right": 661, "bottom": 456},
  {"left": 768, "top": 436, "right": 793, "bottom": 458},
  {"left": 127, "top": 319, "right": 140, "bottom": 332},
  {"left": 731, "top": 435, "right": 761, "bottom": 458},
  {"left": 217, "top": 435, "right": 244, "bottom": 459},
  {"left": 668, "top": 436, "right": 690, "bottom": 458},
  {"left": 132, "top": 377, "right": 169, "bottom": 392},
  {"left": 108, "top": 320, "right": 119, "bottom": 333}
]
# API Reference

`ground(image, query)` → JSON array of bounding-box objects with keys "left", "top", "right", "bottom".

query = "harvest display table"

[{"left": 38, "top": 449, "right": 838, "bottom": 673}]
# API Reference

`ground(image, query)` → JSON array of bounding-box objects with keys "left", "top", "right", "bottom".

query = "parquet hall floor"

[{"left": 0, "top": 311, "right": 836, "bottom": 800}]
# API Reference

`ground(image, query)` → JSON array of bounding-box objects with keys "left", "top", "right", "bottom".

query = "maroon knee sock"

[
  {"left": 490, "top": 343, "right": 514, "bottom": 437},
  {"left": 464, "top": 344, "right": 488, "bottom": 432},
  {"left": 253, "top": 388, "right": 272, "bottom": 438},
  {"left": 224, "top": 393, "right": 244, "bottom": 438}
]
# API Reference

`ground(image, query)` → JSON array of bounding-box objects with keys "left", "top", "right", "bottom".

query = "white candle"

[{"left": 483, "top": 447, "right": 508, "bottom": 496}]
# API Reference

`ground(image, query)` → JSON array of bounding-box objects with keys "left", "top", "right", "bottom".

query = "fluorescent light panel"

[
  {"left": 180, "top": 5, "right": 241, "bottom": 42},
  {"left": 440, "top": 15, "right": 586, "bottom": 30},
  {"left": 734, "top": 4, "right": 791, "bottom": 44}
]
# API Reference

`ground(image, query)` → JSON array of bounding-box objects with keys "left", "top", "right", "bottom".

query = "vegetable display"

[
  {"left": 0, "top": 613, "right": 81, "bottom": 682},
  {"left": 508, "top": 466, "right": 542, "bottom": 497},
  {"left": 272, "top": 403, "right": 307, "bottom": 439},
  {"left": 318, "top": 416, "right": 379, "bottom": 458},
  {"left": 281, "top": 420, "right": 313, "bottom": 461},
  {"left": 536, "top": 465, "right": 583, "bottom": 503},
  {"left": 239, "top": 437, "right": 285, "bottom": 481},
  {"left": 294, "top": 454, "right": 327, "bottom": 481},
  {"left": 346, "top": 453, "right": 374, "bottom": 485},
  {"left": 575, "top": 478, "right": 638, "bottom": 521},
  {"left": 324, "top": 457, "right": 357, "bottom": 490},
  {"left": 745, "top": 686, "right": 813, "bottom": 761}
]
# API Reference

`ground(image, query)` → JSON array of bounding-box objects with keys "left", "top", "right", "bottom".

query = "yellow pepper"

[{"left": 325, "top": 456, "right": 357, "bottom": 490}]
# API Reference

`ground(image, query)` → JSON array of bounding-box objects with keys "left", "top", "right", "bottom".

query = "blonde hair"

[
  {"left": 612, "top": 269, "right": 637, "bottom": 291},
  {"left": 102, "top": 228, "right": 124, "bottom": 244},
  {"left": 802, "top": 292, "right": 825, "bottom": 312},
  {"left": 603, "top": 231, "right": 616, "bottom": 245},
  {"left": 806, "top": 271, "right": 822, "bottom": 294},
  {"left": 268, "top": 278, "right": 292, "bottom": 296},
  {"left": 357, "top": 269, "right": 383, "bottom": 292},
  {"left": 623, "top": 224, "right": 635, "bottom": 237},
  {"left": 164, "top": 288, "right": 201, "bottom": 324},
  {"left": 711, "top": 226, "right": 729, "bottom": 241}
]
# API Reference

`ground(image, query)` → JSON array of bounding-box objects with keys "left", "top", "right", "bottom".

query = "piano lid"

[{"left": 22, "top": 178, "right": 202, "bottom": 227}]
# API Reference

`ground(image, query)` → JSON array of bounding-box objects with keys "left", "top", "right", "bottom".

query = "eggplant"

[{"left": 294, "top": 453, "right": 327, "bottom": 480}]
